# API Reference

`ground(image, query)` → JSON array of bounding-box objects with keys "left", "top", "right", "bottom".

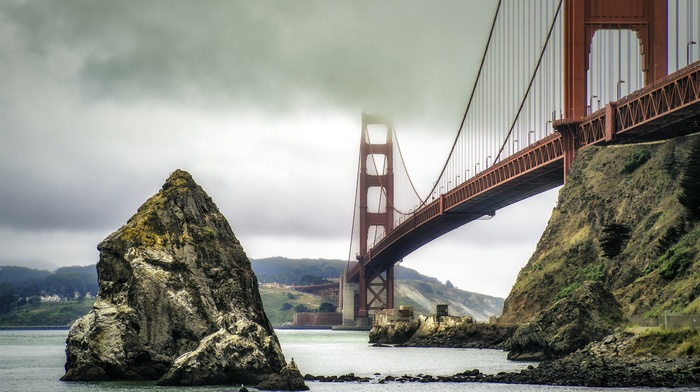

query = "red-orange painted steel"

[
  {"left": 563, "top": 0, "right": 667, "bottom": 121},
  {"left": 357, "top": 113, "right": 395, "bottom": 317},
  {"left": 350, "top": 62, "right": 700, "bottom": 284},
  {"left": 349, "top": 2, "right": 700, "bottom": 319}
]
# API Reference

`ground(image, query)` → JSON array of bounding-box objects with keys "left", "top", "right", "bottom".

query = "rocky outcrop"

[
  {"left": 305, "top": 331, "right": 700, "bottom": 387},
  {"left": 369, "top": 313, "right": 515, "bottom": 348},
  {"left": 257, "top": 359, "right": 309, "bottom": 390},
  {"left": 61, "top": 170, "right": 304, "bottom": 388},
  {"left": 404, "top": 322, "right": 517, "bottom": 349},
  {"left": 369, "top": 320, "right": 420, "bottom": 345},
  {"left": 483, "top": 331, "right": 700, "bottom": 387},
  {"left": 501, "top": 135, "right": 700, "bottom": 324},
  {"left": 505, "top": 281, "right": 623, "bottom": 360}
]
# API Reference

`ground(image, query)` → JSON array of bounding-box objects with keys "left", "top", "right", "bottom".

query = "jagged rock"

[
  {"left": 256, "top": 359, "right": 309, "bottom": 390},
  {"left": 409, "top": 315, "right": 473, "bottom": 340},
  {"left": 369, "top": 320, "right": 421, "bottom": 345},
  {"left": 157, "top": 321, "right": 281, "bottom": 386},
  {"left": 404, "top": 322, "right": 518, "bottom": 349},
  {"left": 61, "top": 170, "right": 299, "bottom": 387},
  {"left": 505, "top": 281, "right": 623, "bottom": 360}
]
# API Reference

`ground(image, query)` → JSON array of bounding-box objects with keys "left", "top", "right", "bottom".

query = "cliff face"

[
  {"left": 62, "top": 170, "right": 290, "bottom": 386},
  {"left": 501, "top": 134, "right": 700, "bottom": 324}
]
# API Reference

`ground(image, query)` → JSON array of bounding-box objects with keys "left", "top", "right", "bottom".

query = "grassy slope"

[
  {"left": 395, "top": 280, "right": 503, "bottom": 321},
  {"left": 501, "top": 134, "right": 700, "bottom": 323},
  {"left": 0, "top": 299, "right": 95, "bottom": 327},
  {"left": 258, "top": 287, "right": 324, "bottom": 326}
]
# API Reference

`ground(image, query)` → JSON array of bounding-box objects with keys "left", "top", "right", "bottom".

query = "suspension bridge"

[{"left": 338, "top": 0, "right": 700, "bottom": 326}]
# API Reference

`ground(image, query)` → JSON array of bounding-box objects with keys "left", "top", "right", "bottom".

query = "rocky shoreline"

[
  {"left": 302, "top": 355, "right": 700, "bottom": 387},
  {"left": 365, "top": 285, "right": 700, "bottom": 388},
  {"left": 304, "top": 354, "right": 700, "bottom": 387}
]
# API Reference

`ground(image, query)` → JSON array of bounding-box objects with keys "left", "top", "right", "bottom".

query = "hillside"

[
  {"left": 395, "top": 280, "right": 503, "bottom": 321},
  {"left": 0, "top": 258, "right": 503, "bottom": 326},
  {"left": 251, "top": 257, "right": 440, "bottom": 285},
  {"left": 501, "top": 134, "right": 700, "bottom": 323},
  {"left": 253, "top": 257, "right": 503, "bottom": 322}
]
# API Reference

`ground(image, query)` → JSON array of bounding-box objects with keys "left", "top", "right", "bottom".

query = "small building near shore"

[{"left": 293, "top": 312, "right": 343, "bottom": 327}]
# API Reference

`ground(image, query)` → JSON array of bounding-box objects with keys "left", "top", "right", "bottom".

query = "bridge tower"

[
  {"left": 355, "top": 112, "right": 395, "bottom": 323},
  {"left": 560, "top": 0, "right": 667, "bottom": 177}
]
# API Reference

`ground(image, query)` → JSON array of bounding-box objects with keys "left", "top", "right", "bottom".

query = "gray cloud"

[
  {"left": 0, "top": 0, "right": 561, "bottom": 296},
  {"left": 1, "top": 0, "right": 493, "bottom": 126}
]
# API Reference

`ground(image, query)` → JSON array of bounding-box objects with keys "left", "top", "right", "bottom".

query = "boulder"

[
  {"left": 257, "top": 359, "right": 309, "bottom": 390},
  {"left": 505, "top": 281, "right": 623, "bottom": 360},
  {"left": 61, "top": 169, "right": 301, "bottom": 388}
]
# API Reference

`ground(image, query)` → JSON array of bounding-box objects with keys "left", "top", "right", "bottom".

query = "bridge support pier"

[
  {"left": 356, "top": 263, "right": 394, "bottom": 324},
  {"left": 557, "top": 122, "right": 579, "bottom": 182},
  {"left": 340, "top": 270, "right": 359, "bottom": 326}
]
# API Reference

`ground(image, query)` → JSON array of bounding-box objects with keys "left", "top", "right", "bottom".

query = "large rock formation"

[
  {"left": 61, "top": 170, "right": 303, "bottom": 388},
  {"left": 505, "top": 281, "right": 623, "bottom": 360},
  {"left": 501, "top": 134, "right": 700, "bottom": 324}
]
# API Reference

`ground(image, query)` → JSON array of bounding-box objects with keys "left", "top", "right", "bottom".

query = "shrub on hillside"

[
  {"left": 621, "top": 148, "right": 651, "bottom": 173},
  {"left": 679, "top": 139, "right": 700, "bottom": 220}
]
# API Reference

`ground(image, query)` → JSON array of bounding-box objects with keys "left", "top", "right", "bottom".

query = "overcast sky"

[{"left": 0, "top": 0, "right": 559, "bottom": 298}]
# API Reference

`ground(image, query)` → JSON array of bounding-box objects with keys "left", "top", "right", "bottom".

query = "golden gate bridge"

[{"left": 337, "top": 0, "right": 700, "bottom": 326}]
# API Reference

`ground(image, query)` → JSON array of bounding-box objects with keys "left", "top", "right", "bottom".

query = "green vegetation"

[
  {"left": 251, "top": 257, "right": 440, "bottom": 286},
  {"left": 0, "top": 257, "right": 500, "bottom": 327},
  {"left": 656, "top": 222, "right": 687, "bottom": 256},
  {"left": 501, "top": 134, "right": 700, "bottom": 324},
  {"left": 624, "top": 327, "right": 700, "bottom": 358},
  {"left": 679, "top": 139, "right": 700, "bottom": 220},
  {"left": 622, "top": 148, "right": 651, "bottom": 173},
  {"left": 599, "top": 223, "right": 631, "bottom": 258},
  {"left": 258, "top": 287, "right": 323, "bottom": 325},
  {"left": 0, "top": 265, "right": 97, "bottom": 315},
  {"left": 203, "top": 227, "right": 217, "bottom": 240},
  {"left": 0, "top": 299, "right": 95, "bottom": 327},
  {"left": 658, "top": 247, "right": 696, "bottom": 280},
  {"left": 663, "top": 146, "right": 679, "bottom": 179},
  {"left": 318, "top": 302, "right": 337, "bottom": 313},
  {"left": 554, "top": 282, "right": 581, "bottom": 301}
]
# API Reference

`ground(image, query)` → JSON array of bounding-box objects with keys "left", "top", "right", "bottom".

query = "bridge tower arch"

[
  {"left": 561, "top": 0, "right": 667, "bottom": 176},
  {"left": 356, "top": 112, "right": 395, "bottom": 321}
]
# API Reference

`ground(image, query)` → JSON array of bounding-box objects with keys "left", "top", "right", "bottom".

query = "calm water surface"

[{"left": 1, "top": 329, "right": 698, "bottom": 392}]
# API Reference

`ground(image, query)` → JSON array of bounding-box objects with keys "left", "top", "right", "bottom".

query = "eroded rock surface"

[
  {"left": 369, "top": 319, "right": 420, "bottom": 345},
  {"left": 505, "top": 281, "right": 623, "bottom": 360},
  {"left": 61, "top": 170, "right": 297, "bottom": 387}
]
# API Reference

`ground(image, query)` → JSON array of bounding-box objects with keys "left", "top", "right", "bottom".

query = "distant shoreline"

[{"left": 0, "top": 326, "right": 70, "bottom": 330}]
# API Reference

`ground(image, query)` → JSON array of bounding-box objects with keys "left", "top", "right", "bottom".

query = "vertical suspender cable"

[
  {"left": 493, "top": 0, "right": 563, "bottom": 163},
  {"left": 676, "top": 0, "right": 679, "bottom": 71},
  {"left": 422, "top": 0, "right": 503, "bottom": 202}
]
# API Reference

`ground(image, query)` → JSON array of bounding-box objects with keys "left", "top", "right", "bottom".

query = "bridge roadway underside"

[{"left": 365, "top": 158, "right": 565, "bottom": 272}]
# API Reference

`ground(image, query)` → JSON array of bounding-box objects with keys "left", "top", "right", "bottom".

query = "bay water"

[{"left": 1, "top": 328, "right": 698, "bottom": 392}]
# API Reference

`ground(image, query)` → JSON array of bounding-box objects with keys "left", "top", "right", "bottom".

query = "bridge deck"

[
  {"left": 348, "top": 62, "right": 700, "bottom": 283},
  {"left": 348, "top": 134, "right": 565, "bottom": 280}
]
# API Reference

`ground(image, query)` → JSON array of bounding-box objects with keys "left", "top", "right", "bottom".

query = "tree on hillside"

[
  {"left": 679, "top": 139, "right": 700, "bottom": 220},
  {"left": 0, "top": 283, "right": 15, "bottom": 313},
  {"left": 663, "top": 145, "right": 679, "bottom": 179},
  {"left": 599, "top": 223, "right": 631, "bottom": 258},
  {"left": 318, "top": 303, "right": 337, "bottom": 313}
]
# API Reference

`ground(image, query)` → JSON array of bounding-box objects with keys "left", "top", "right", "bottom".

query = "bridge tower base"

[{"left": 340, "top": 269, "right": 358, "bottom": 326}]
